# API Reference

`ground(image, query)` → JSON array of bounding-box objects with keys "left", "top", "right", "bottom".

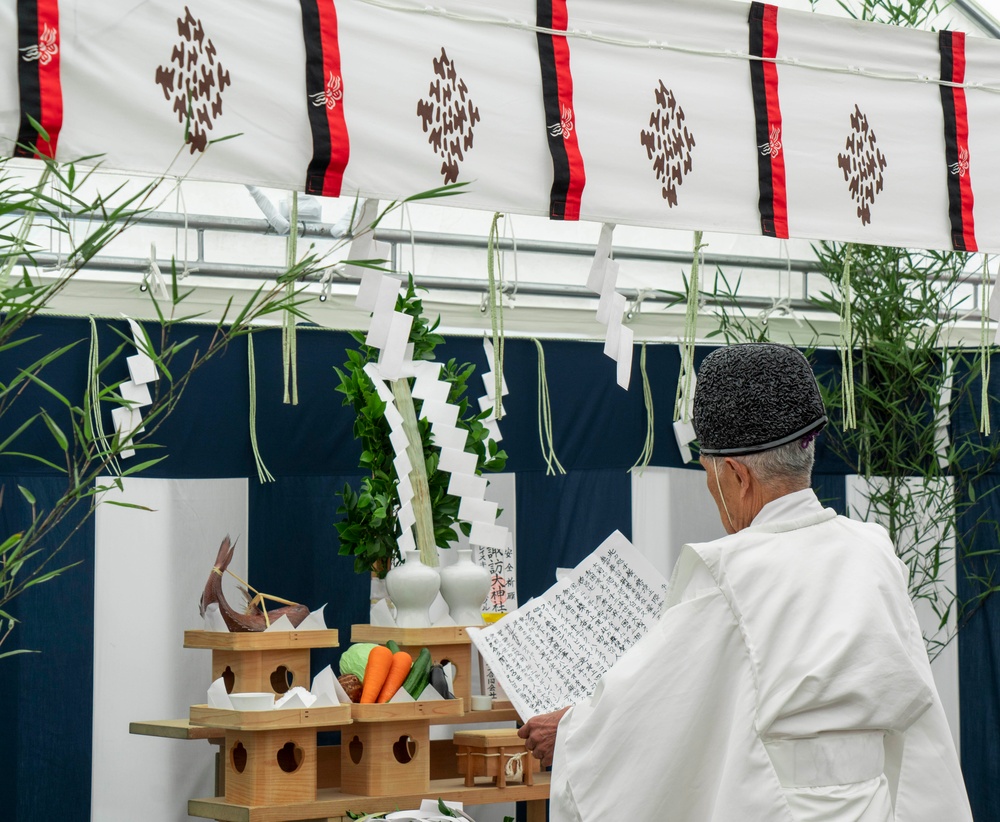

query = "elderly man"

[{"left": 518, "top": 344, "right": 971, "bottom": 822}]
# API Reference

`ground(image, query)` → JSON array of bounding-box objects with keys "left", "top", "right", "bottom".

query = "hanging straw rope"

[
  {"left": 532, "top": 338, "right": 565, "bottom": 475},
  {"left": 282, "top": 192, "right": 299, "bottom": 405},
  {"left": 630, "top": 343, "right": 655, "bottom": 475},
  {"left": 673, "top": 231, "right": 705, "bottom": 423},
  {"left": 839, "top": 243, "right": 858, "bottom": 429},
  {"left": 487, "top": 213, "right": 505, "bottom": 418},
  {"left": 981, "top": 254, "right": 992, "bottom": 435},
  {"left": 247, "top": 333, "right": 275, "bottom": 483}
]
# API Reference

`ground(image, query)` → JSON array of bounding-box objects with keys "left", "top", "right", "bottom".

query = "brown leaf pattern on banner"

[
  {"left": 640, "top": 81, "right": 696, "bottom": 208},
  {"left": 416, "top": 48, "right": 481, "bottom": 184},
  {"left": 837, "top": 105, "right": 887, "bottom": 226},
  {"left": 155, "top": 6, "right": 232, "bottom": 154}
]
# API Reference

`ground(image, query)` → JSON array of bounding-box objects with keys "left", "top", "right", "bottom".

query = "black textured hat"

[{"left": 693, "top": 344, "right": 827, "bottom": 456}]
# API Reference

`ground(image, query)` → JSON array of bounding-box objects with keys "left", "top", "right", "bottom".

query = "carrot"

[
  {"left": 360, "top": 645, "right": 394, "bottom": 704},
  {"left": 376, "top": 651, "right": 414, "bottom": 703}
]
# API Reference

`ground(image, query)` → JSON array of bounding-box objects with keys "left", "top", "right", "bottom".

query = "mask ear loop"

[{"left": 712, "top": 456, "right": 736, "bottom": 531}]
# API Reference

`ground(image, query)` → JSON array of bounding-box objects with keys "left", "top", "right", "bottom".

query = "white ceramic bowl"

[{"left": 229, "top": 692, "right": 275, "bottom": 711}]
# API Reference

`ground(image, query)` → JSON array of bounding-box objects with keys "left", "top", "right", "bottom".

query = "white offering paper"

[
  {"left": 587, "top": 223, "right": 616, "bottom": 293},
  {"left": 264, "top": 614, "right": 295, "bottom": 632},
  {"left": 297, "top": 604, "right": 328, "bottom": 631},
  {"left": 207, "top": 677, "right": 234, "bottom": 709},
  {"left": 616, "top": 325, "right": 634, "bottom": 390},
  {"left": 467, "top": 530, "right": 669, "bottom": 720},
  {"left": 275, "top": 686, "right": 314, "bottom": 709}
]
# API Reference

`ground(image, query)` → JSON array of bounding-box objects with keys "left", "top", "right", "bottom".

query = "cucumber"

[
  {"left": 386, "top": 639, "right": 401, "bottom": 654},
  {"left": 402, "top": 647, "right": 432, "bottom": 698}
]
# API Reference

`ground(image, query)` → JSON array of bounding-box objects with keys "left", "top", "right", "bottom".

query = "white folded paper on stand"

[
  {"left": 264, "top": 614, "right": 295, "bottom": 632},
  {"left": 297, "top": 604, "right": 328, "bottom": 631},
  {"left": 275, "top": 686, "right": 315, "bottom": 709},
  {"left": 370, "top": 597, "right": 397, "bottom": 627},
  {"left": 207, "top": 677, "right": 234, "bottom": 709},
  {"left": 309, "top": 665, "right": 342, "bottom": 706}
]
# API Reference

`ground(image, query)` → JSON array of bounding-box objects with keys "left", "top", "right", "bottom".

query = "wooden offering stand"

[
  {"left": 183, "top": 629, "right": 339, "bottom": 695},
  {"left": 189, "top": 703, "right": 352, "bottom": 806},
  {"left": 133, "top": 625, "right": 550, "bottom": 821},
  {"left": 341, "top": 699, "right": 465, "bottom": 796},
  {"left": 454, "top": 729, "right": 540, "bottom": 788}
]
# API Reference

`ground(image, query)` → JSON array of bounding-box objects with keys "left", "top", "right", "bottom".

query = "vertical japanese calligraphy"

[{"left": 468, "top": 531, "right": 669, "bottom": 720}]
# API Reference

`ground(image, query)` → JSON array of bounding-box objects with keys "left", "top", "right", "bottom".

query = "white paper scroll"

[{"left": 467, "top": 530, "right": 669, "bottom": 720}]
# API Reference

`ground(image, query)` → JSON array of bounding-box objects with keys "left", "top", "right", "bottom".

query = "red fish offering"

[{"left": 199, "top": 536, "right": 310, "bottom": 632}]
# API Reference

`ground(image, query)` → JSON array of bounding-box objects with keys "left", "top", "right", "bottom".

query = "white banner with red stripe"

[{"left": 4, "top": 0, "right": 1000, "bottom": 253}]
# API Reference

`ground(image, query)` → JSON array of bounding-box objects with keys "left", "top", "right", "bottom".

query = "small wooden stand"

[
  {"left": 184, "top": 629, "right": 339, "bottom": 695},
  {"left": 453, "top": 729, "right": 539, "bottom": 788},
  {"left": 341, "top": 699, "right": 465, "bottom": 796},
  {"left": 189, "top": 697, "right": 353, "bottom": 806}
]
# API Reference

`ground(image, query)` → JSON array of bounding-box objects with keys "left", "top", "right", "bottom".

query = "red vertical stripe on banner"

[
  {"left": 761, "top": 5, "right": 787, "bottom": 238},
  {"left": 34, "top": 0, "right": 62, "bottom": 158},
  {"left": 550, "top": 1, "right": 585, "bottom": 220},
  {"left": 315, "top": 0, "right": 349, "bottom": 196},
  {"left": 951, "top": 33, "right": 977, "bottom": 252}
]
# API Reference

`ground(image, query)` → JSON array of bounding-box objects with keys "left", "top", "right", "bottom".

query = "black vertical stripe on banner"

[
  {"left": 300, "top": 0, "right": 333, "bottom": 196},
  {"left": 939, "top": 31, "right": 965, "bottom": 251},
  {"left": 536, "top": 0, "right": 570, "bottom": 220},
  {"left": 748, "top": 2, "right": 775, "bottom": 237},
  {"left": 14, "top": 0, "right": 41, "bottom": 157}
]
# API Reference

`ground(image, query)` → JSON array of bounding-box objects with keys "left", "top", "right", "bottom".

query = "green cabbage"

[{"left": 339, "top": 643, "right": 379, "bottom": 680}]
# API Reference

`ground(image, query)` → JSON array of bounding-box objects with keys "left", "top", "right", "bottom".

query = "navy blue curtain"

[
  {"left": 952, "top": 354, "right": 1000, "bottom": 821},
  {"left": 1, "top": 316, "right": 994, "bottom": 820},
  {"left": 0, "top": 476, "right": 94, "bottom": 822}
]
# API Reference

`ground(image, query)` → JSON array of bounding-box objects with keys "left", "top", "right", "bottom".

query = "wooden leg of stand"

[
  {"left": 526, "top": 797, "right": 547, "bottom": 822},
  {"left": 214, "top": 743, "right": 225, "bottom": 796}
]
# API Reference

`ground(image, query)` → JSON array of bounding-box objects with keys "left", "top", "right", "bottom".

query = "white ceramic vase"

[
  {"left": 439, "top": 548, "right": 491, "bottom": 626},
  {"left": 385, "top": 550, "right": 440, "bottom": 628}
]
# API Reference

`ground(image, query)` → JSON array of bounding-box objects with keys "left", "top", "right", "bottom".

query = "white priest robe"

[{"left": 550, "top": 489, "right": 972, "bottom": 822}]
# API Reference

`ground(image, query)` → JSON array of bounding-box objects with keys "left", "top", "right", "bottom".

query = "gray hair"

[{"left": 730, "top": 438, "right": 815, "bottom": 488}]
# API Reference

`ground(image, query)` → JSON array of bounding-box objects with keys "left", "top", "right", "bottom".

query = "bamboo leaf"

[{"left": 39, "top": 409, "right": 69, "bottom": 450}]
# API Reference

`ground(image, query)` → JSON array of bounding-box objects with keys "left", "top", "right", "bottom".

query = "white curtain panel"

[
  {"left": 630, "top": 466, "right": 727, "bottom": 582},
  {"left": 91, "top": 477, "right": 248, "bottom": 822}
]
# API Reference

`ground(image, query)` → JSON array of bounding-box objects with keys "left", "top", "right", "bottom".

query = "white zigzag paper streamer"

[
  {"left": 587, "top": 223, "right": 634, "bottom": 390},
  {"left": 113, "top": 317, "right": 158, "bottom": 459},
  {"left": 356, "top": 275, "right": 507, "bottom": 565},
  {"left": 477, "top": 337, "right": 506, "bottom": 443}
]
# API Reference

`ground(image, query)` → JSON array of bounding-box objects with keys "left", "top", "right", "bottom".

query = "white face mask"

[{"left": 712, "top": 457, "right": 736, "bottom": 531}]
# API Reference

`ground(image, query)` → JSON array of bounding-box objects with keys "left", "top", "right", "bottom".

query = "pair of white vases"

[{"left": 385, "top": 548, "right": 491, "bottom": 627}]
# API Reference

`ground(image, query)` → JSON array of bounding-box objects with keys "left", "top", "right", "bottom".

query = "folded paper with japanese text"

[{"left": 467, "top": 531, "right": 669, "bottom": 720}]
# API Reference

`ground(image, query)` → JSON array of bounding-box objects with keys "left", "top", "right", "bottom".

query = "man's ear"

[{"left": 726, "top": 458, "right": 752, "bottom": 495}]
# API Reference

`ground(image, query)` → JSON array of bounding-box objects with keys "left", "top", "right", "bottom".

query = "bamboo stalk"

[{"left": 391, "top": 377, "right": 439, "bottom": 567}]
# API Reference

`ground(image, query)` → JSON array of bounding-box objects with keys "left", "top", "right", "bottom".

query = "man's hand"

[{"left": 517, "top": 706, "right": 570, "bottom": 767}]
